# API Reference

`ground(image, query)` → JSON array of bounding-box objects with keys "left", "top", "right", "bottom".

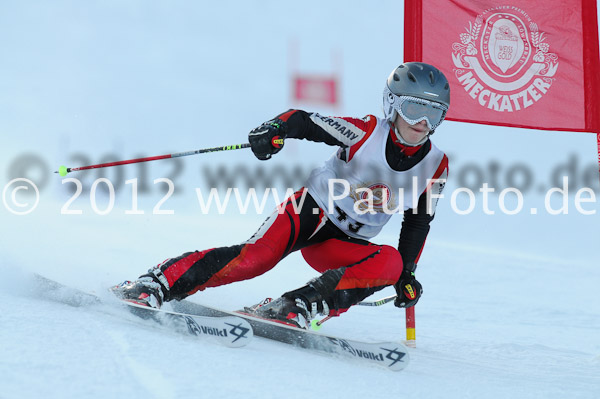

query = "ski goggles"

[{"left": 387, "top": 91, "right": 448, "bottom": 131}]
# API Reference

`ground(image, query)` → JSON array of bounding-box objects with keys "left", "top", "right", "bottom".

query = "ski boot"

[
  {"left": 245, "top": 284, "right": 331, "bottom": 329},
  {"left": 111, "top": 277, "right": 165, "bottom": 308}
]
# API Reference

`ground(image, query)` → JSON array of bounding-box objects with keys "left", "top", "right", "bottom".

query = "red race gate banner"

[
  {"left": 292, "top": 75, "right": 339, "bottom": 106},
  {"left": 404, "top": 0, "right": 600, "bottom": 137},
  {"left": 402, "top": 0, "right": 600, "bottom": 342}
]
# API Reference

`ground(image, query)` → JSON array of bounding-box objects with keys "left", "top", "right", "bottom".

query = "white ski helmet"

[{"left": 383, "top": 62, "right": 450, "bottom": 145}]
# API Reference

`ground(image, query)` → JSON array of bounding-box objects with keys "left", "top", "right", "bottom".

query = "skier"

[{"left": 114, "top": 62, "right": 450, "bottom": 329}]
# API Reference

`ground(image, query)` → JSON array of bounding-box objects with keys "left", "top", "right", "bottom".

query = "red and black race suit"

[
  {"left": 145, "top": 191, "right": 403, "bottom": 316},
  {"left": 143, "top": 109, "right": 448, "bottom": 314}
]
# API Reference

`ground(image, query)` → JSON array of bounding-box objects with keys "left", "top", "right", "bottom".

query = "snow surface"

[{"left": 1, "top": 1, "right": 599, "bottom": 398}]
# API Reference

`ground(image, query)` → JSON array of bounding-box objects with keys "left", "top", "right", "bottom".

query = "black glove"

[
  {"left": 394, "top": 270, "right": 423, "bottom": 308},
  {"left": 248, "top": 118, "right": 288, "bottom": 160}
]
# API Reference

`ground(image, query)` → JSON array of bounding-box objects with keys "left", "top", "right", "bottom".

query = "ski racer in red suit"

[{"left": 114, "top": 62, "right": 450, "bottom": 329}]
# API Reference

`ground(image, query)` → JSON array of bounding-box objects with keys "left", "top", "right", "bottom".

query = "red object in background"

[
  {"left": 402, "top": 0, "right": 600, "bottom": 340},
  {"left": 404, "top": 0, "right": 600, "bottom": 134},
  {"left": 292, "top": 75, "right": 339, "bottom": 106},
  {"left": 597, "top": 133, "right": 600, "bottom": 174}
]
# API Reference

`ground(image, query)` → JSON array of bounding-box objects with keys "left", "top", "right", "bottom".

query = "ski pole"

[
  {"left": 310, "top": 295, "right": 398, "bottom": 331},
  {"left": 310, "top": 315, "right": 333, "bottom": 330},
  {"left": 54, "top": 143, "right": 251, "bottom": 176},
  {"left": 357, "top": 294, "right": 397, "bottom": 307}
]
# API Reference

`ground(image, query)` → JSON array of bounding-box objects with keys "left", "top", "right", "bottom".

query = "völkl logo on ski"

[
  {"left": 183, "top": 316, "right": 251, "bottom": 344},
  {"left": 225, "top": 322, "right": 252, "bottom": 343}
]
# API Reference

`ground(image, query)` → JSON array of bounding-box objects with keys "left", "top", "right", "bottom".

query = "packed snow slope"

[{"left": 1, "top": 1, "right": 599, "bottom": 398}]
